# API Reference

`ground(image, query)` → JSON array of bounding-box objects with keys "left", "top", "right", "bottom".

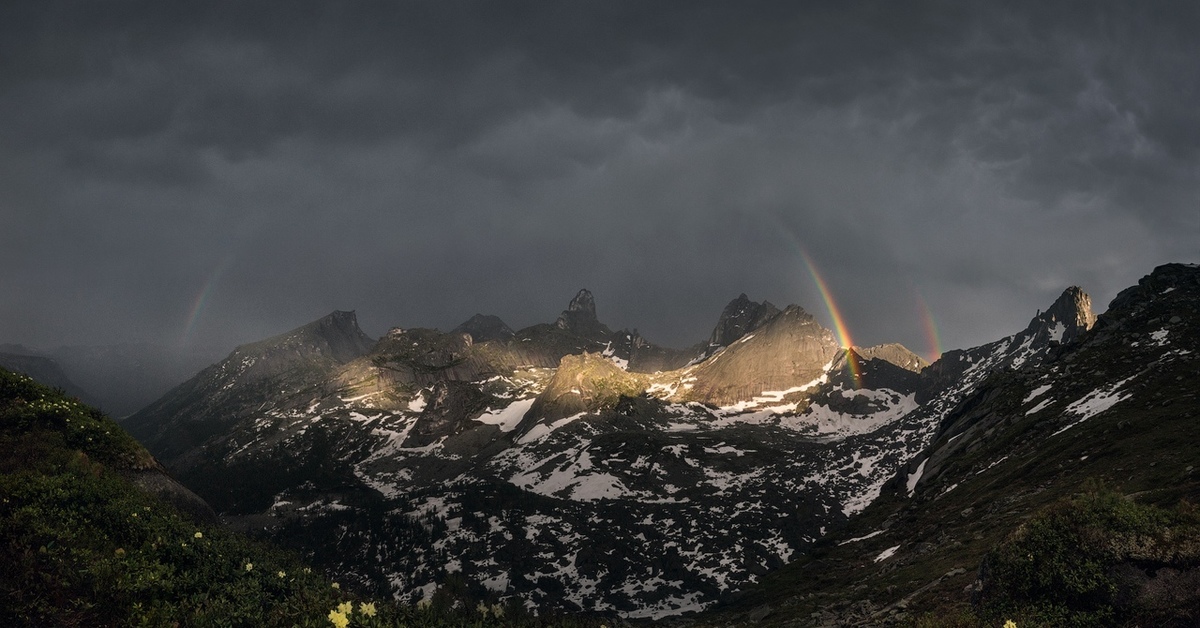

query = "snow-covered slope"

[{"left": 127, "top": 287, "right": 1094, "bottom": 617}]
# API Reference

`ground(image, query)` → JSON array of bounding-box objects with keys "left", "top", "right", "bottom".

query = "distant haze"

[{"left": 2, "top": 2, "right": 1197, "bottom": 361}]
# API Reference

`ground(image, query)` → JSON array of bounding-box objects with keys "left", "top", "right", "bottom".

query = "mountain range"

[
  {"left": 4, "top": 263, "right": 1196, "bottom": 627},
  {"left": 115, "top": 257, "right": 1162, "bottom": 621}
]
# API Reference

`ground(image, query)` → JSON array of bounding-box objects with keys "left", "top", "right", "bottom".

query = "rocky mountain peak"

[
  {"left": 707, "top": 294, "right": 781, "bottom": 349},
  {"left": 555, "top": 289, "right": 611, "bottom": 339},
  {"left": 1025, "top": 286, "right": 1095, "bottom": 344},
  {"left": 309, "top": 310, "right": 376, "bottom": 363},
  {"left": 451, "top": 313, "right": 515, "bottom": 343},
  {"left": 567, "top": 289, "right": 597, "bottom": 316},
  {"left": 227, "top": 309, "right": 374, "bottom": 370},
  {"left": 682, "top": 302, "right": 838, "bottom": 404}
]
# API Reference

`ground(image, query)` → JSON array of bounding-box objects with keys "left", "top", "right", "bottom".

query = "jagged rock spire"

[
  {"left": 1026, "top": 286, "right": 1095, "bottom": 344},
  {"left": 555, "top": 289, "right": 610, "bottom": 339},
  {"left": 567, "top": 289, "right": 597, "bottom": 317}
]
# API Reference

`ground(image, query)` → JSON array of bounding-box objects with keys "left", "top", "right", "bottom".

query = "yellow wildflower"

[
  {"left": 277, "top": 570, "right": 286, "bottom": 578},
  {"left": 114, "top": 548, "right": 126, "bottom": 557},
  {"left": 194, "top": 532, "right": 203, "bottom": 539},
  {"left": 331, "top": 582, "right": 340, "bottom": 589},
  {"left": 1004, "top": 622, "right": 1017, "bottom": 628},
  {"left": 245, "top": 562, "right": 253, "bottom": 571},
  {"left": 337, "top": 601, "right": 352, "bottom": 615},
  {"left": 327, "top": 609, "right": 349, "bottom": 628},
  {"left": 360, "top": 601, "right": 377, "bottom": 617}
]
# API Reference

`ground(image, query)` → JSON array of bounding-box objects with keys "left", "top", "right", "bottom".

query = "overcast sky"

[{"left": 2, "top": 1, "right": 1197, "bottom": 361}]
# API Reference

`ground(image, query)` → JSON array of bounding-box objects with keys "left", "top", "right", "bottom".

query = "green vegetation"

[
  {"left": 0, "top": 368, "right": 344, "bottom": 625},
  {"left": 0, "top": 368, "right": 602, "bottom": 627},
  {"left": 979, "top": 490, "right": 1200, "bottom": 627}
]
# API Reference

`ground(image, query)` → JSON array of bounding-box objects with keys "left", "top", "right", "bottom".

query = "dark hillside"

[
  {"left": 0, "top": 367, "right": 597, "bottom": 627},
  {"left": 699, "top": 264, "right": 1200, "bottom": 627}
]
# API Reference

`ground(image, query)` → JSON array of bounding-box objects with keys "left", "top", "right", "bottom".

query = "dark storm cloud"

[{"left": 2, "top": 1, "right": 1198, "bottom": 360}]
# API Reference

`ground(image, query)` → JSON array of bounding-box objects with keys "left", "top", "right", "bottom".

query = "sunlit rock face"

[
  {"left": 678, "top": 305, "right": 840, "bottom": 406},
  {"left": 1024, "top": 286, "right": 1096, "bottom": 345}
]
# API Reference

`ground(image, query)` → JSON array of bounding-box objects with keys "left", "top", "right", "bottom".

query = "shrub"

[{"left": 978, "top": 490, "right": 1200, "bottom": 626}]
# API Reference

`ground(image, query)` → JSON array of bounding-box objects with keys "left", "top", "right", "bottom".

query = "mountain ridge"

[
  {"left": 122, "top": 282, "right": 1077, "bottom": 617},
  {"left": 700, "top": 263, "right": 1198, "bottom": 626}
]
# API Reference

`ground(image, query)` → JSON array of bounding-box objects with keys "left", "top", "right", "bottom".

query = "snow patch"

[
  {"left": 797, "top": 391, "right": 918, "bottom": 438},
  {"left": 717, "top": 367, "right": 831, "bottom": 414},
  {"left": 482, "top": 572, "right": 510, "bottom": 593},
  {"left": 1024, "top": 384, "right": 1053, "bottom": 403},
  {"left": 874, "top": 545, "right": 900, "bottom": 562},
  {"left": 838, "top": 530, "right": 884, "bottom": 545},
  {"left": 977, "top": 455, "right": 1010, "bottom": 475},
  {"left": 509, "top": 448, "right": 631, "bottom": 502},
  {"left": 474, "top": 398, "right": 536, "bottom": 432},
  {"left": 906, "top": 459, "right": 927, "bottom": 497},
  {"left": 601, "top": 342, "right": 629, "bottom": 370},
  {"left": 1053, "top": 375, "right": 1138, "bottom": 436},
  {"left": 1026, "top": 397, "right": 1054, "bottom": 416},
  {"left": 516, "top": 412, "right": 586, "bottom": 444}
]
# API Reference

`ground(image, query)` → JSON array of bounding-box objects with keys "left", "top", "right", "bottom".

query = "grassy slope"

[{"left": 0, "top": 367, "right": 602, "bottom": 627}]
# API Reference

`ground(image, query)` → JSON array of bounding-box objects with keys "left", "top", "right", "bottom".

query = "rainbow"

[
  {"left": 914, "top": 291, "right": 943, "bottom": 363},
  {"left": 797, "top": 249, "right": 863, "bottom": 389},
  {"left": 179, "top": 254, "right": 236, "bottom": 347}
]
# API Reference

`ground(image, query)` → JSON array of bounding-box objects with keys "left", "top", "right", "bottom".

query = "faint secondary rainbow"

[
  {"left": 914, "top": 291, "right": 943, "bottom": 363},
  {"left": 797, "top": 249, "right": 863, "bottom": 388},
  {"left": 179, "top": 254, "right": 236, "bottom": 347}
]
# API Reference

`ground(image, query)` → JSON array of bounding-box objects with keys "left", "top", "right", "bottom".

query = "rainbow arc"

[
  {"left": 180, "top": 253, "right": 236, "bottom": 347},
  {"left": 797, "top": 250, "right": 863, "bottom": 389},
  {"left": 914, "top": 291, "right": 943, "bottom": 363}
]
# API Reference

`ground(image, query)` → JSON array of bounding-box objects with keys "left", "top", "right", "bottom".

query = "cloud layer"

[{"left": 3, "top": 1, "right": 1197, "bottom": 358}]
